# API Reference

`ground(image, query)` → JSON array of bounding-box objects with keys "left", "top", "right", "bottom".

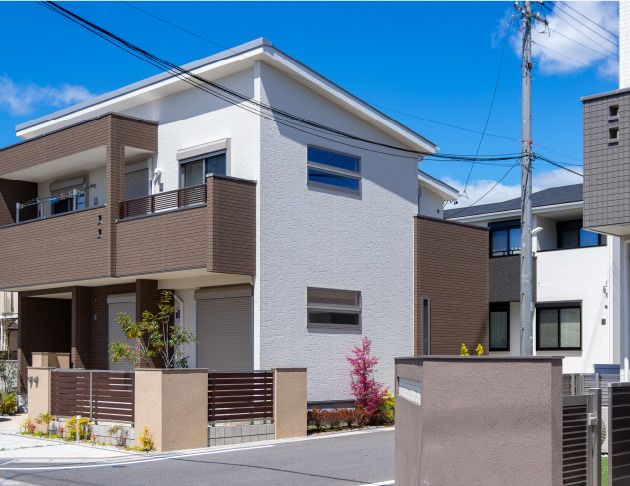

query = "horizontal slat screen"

[
  {"left": 119, "top": 184, "right": 207, "bottom": 219},
  {"left": 609, "top": 384, "right": 630, "bottom": 486},
  {"left": 51, "top": 370, "right": 135, "bottom": 422},
  {"left": 208, "top": 371, "right": 273, "bottom": 422},
  {"left": 563, "top": 398, "right": 588, "bottom": 486}
]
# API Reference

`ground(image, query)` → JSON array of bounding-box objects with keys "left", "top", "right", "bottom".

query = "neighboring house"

[
  {"left": 2, "top": 38, "right": 488, "bottom": 403},
  {"left": 579, "top": 2, "right": 630, "bottom": 380},
  {"left": 445, "top": 184, "right": 617, "bottom": 373},
  {"left": 0, "top": 291, "right": 17, "bottom": 356}
]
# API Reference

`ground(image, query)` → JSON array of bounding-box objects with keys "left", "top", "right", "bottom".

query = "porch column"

[{"left": 71, "top": 287, "right": 92, "bottom": 369}]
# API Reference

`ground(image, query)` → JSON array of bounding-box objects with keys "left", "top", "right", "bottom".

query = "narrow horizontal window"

[
  {"left": 308, "top": 147, "right": 359, "bottom": 173},
  {"left": 307, "top": 146, "right": 361, "bottom": 194},
  {"left": 307, "top": 287, "right": 361, "bottom": 329},
  {"left": 308, "top": 168, "right": 360, "bottom": 192}
]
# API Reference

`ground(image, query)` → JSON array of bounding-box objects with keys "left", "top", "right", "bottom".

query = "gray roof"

[{"left": 444, "top": 184, "right": 583, "bottom": 219}]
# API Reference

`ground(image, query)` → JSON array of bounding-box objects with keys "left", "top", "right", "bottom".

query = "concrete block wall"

[{"left": 208, "top": 423, "right": 274, "bottom": 446}]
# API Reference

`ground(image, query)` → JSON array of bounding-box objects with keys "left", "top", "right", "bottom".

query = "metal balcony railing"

[{"left": 119, "top": 184, "right": 207, "bottom": 220}]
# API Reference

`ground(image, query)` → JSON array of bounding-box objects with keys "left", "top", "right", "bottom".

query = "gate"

[
  {"left": 608, "top": 382, "right": 630, "bottom": 485},
  {"left": 562, "top": 389, "right": 601, "bottom": 486}
]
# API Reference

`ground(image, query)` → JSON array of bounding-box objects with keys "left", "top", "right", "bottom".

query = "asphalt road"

[{"left": 0, "top": 428, "right": 394, "bottom": 486}]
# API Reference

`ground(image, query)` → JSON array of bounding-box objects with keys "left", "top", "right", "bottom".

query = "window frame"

[
  {"left": 306, "top": 287, "right": 362, "bottom": 330},
  {"left": 535, "top": 301, "right": 582, "bottom": 351},
  {"left": 306, "top": 146, "right": 361, "bottom": 195},
  {"left": 556, "top": 219, "right": 606, "bottom": 249},
  {"left": 179, "top": 150, "right": 227, "bottom": 188},
  {"left": 488, "top": 220, "right": 521, "bottom": 258},
  {"left": 489, "top": 302, "right": 510, "bottom": 351}
]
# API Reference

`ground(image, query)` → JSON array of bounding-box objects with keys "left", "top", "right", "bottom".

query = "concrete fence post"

[
  {"left": 272, "top": 368, "right": 307, "bottom": 440},
  {"left": 27, "top": 367, "right": 53, "bottom": 431},
  {"left": 134, "top": 368, "right": 208, "bottom": 452}
]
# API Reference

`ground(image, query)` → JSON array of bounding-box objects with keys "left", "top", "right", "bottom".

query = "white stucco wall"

[
  {"left": 620, "top": 2, "right": 630, "bottom": 89},
  {"left": 122, "top": 68, "right": 260, "bottom": 186},
  {"left": 536, "top": 246, "right": 611, "bottom": 372},
  {"left": 257, "top": 62, "right": 417, "bottom": 402},
  {"left": 418, "top": 188, "right": 445, "bottom": 218}
]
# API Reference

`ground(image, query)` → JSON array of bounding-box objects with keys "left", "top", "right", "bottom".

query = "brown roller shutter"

[{"left": 197, "top": 296, "right": 252, "bottom": 371}]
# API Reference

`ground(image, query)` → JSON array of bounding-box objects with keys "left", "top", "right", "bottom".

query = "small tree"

[
  {"left": 108, "top": 290, "right": 197, "bottom": 368},
  {"left": 346, "top": 336, "right": 387, "bottom": 420}
]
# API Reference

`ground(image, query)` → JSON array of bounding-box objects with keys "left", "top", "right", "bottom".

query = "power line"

[
  {"left": 559, "top": 1, "right": 619, "bottom": 39},
  {"left": 534, "top": 153, "right": 583, "bottom": 176},
  {"left": 551, "top": 2, "right": 618, "bottom": 48},
  {"left": 40, "top": 1, "right": 433, "bottom": 160},
  {"left": 109, "top": 2, "right": 586, "bottom": 166},
  {"left": 532, "top": 39, "right": 603, "bottom": 73},
  {"left": 547, "top": 26, "right": 618, "bottom": 62},
  {"left": 445, "top": 162, "right": 521, "bottom": 218},
  {"left": 543, "top": 2, "right": 618, "bottom": 57},
  {"left": 463, "top": 15, "right": 514, "bottom": 194}
]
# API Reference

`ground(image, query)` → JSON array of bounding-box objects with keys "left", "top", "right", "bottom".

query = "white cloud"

[
  {"left": 506, "top": 2, "right": 618, "bottom": 77},
  {"left": 0, "top": 75, "right": 95, "bottom": 116},
  {"left": 444, "top": 168, "right": 582, "bottom": 209}
]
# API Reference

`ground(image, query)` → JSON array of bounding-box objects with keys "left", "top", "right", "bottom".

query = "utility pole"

[{"left": 514, "top": 1, "right": 546, "bottom": 355}]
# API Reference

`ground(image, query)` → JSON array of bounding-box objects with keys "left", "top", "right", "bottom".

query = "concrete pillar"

[
  {"left": 134, "top": 368, "right": 208, "bottom": 452},
  {"left": 27, "top": 367, "right": 53, "bottom": 431},
  {"left": 273, "top": 368, "right": 307, "bottom": 439}
]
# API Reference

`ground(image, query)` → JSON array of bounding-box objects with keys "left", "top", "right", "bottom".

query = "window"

[
  {"left": 609, "top": 127, "right": 619, "bottom": 143},
  {"left": 180, "top": 151, "right": 226, "bottom": 188},
  {"left": 557, "top": 220, "right": 606, "bottom": 249},
  {"left": 307, "top": 287, "right": 361, "bottom": 329},
  {"left": 489, "top": 303, "right": 509, "bottom": 351},
  {"left": 489, "top": 220, "right": 521, "bottom": 257},
  {"left": 609, "top": 105, "right": 619, "bottom": 119},
  {"left": 49, "top": 177, "right": 86, "bottom": 216},
  {"left": 536, "top": 302, "right": 581, "bottom": 351},
  {"left": 307, "top": 146, "right": 360, "bottom": 194}
]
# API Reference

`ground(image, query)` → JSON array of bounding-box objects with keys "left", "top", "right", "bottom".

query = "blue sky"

[{"left": 0, "top": 2, "right": 619, "bottom": 206}]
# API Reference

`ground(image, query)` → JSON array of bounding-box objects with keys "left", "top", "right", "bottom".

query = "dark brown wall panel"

[
  {"left": 0, "top": 179, "right": 38, "bottom": 226},
  {"left": 415, "top": 216, "right": 489, "bottom": 356},
  {"left": 72, "top": 286, "right": 93, "bottom": 369},
  {"left": 208, "top": 176, "right": 256, "bottom": 275},
  {"left": 18, "top": 296, "right": 71, "bottom": 393},
  {"left": 0, "top": 208, "right": 110, "bottom": 289},
  {"left": 115, "top": 206, "right": 207, "bottom": 276}
]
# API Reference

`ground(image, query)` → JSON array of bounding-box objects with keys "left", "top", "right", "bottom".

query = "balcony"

[{"left": 115, "top": 175, "right": 255, "bottom": 278}]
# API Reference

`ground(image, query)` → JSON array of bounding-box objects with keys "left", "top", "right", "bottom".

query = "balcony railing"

[{"left": 119, "top": 184, "right": 207, "bottom": 220}]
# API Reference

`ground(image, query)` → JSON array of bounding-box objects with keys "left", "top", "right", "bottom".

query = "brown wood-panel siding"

[
  {"left": 115, "top": 206, "right": 208, "bottom": 276},
  {"left": 18, "top": 296, "right": 72, "bottom": 393},
  {"left": 0, "top": 117, "right": 110, "bottom": 177},
  {"left": 414, "top": 216, "right": 489, "bottom": 356},
  {"left": 208, "top": 177, "right": 256, "bottom": 275},
  {"left": 0, "top": 179, "right": 38, "bottom": 226},
  {"left": 0, "top": 208, "right": 109, "bottom": 288}
]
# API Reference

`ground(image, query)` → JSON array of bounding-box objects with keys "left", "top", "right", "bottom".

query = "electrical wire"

[
  {"left": 463, "top": 15, "right": 514, "bottom": 195},
  {"left": 40, "top": 1, "right": 430, "bottom": 160},
  {"left": 109, "top": 2, "right": 586, "bottom": 166},
  {"left": 445, "top": 162, "right": 521, "bottom": 218},
  {"left": 547, "top": 27, "right": 618, "bottom": 62},
  {"left": 532, "top": 40, "right": 603, "bottom": 73},
  {"left": 550, "top": 2, "right": 618, "bottom": 49},
  {"left": 534, "top": 153, "right": 583, "bottom": 177},
  {"left": 559, "top": 1, "right": 619, "bottom": 40}
]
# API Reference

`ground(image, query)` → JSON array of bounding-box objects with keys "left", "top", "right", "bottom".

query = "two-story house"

[
  {"left": 4, "top": 38, "right": 488, "bottom": 404},
  {"left": 445, "top": 184, "right": 617, "bottom": 373}
]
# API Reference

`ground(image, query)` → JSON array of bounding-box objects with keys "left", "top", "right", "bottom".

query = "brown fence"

[
  {"left": 208, "top": 371, "right": 274, "bottom": 423},
  {"left": 119, "top": 184, "right": 207, "bottom": 219},
  {"left": 51, "top": 370, "right": 135, "bottom": 422}
]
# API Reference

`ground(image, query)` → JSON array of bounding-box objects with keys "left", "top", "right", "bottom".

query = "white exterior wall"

[
  {"left": 536, "top": 246, "right": 612, "bottom": 372},
  {"left": 418, "top": 189, "right": 445, "bottom": 218},
  {"left": 257, "top": 63, "right": 417, "bottom": 402},
  {"left": 122, "top": 68, "right": 260, "bottom": 186}
]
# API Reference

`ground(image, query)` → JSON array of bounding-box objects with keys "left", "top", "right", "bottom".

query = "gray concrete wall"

[{"left": 395, "top": 356, "right": 563, "bottom": 486}]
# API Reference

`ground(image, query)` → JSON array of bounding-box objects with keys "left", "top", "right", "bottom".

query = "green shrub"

[{"left": 0, "top": 392, "right": 17, "bottom": 414}]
